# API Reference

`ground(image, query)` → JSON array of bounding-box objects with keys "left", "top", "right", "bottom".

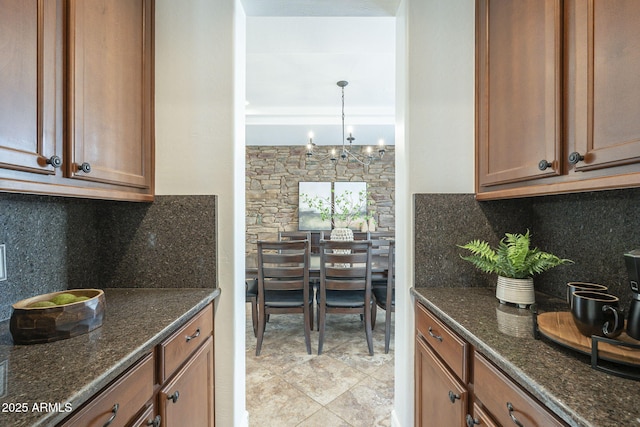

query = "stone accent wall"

[{"left": 246, "top": 145, "right": 395, "bottom": 254}]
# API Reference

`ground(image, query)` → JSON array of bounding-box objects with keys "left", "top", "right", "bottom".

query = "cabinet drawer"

[
  {"left": 415, "top": 302, "right": 469, "bottom": 382},
  {"left": 474, "top": 352, "right": 567, "bottom": 427},
  {"left": 158, "top": 304, "right": 213, "bottom": 382},
  {"left": 61, "top": 352, "right": 154, "bottom": 427}
]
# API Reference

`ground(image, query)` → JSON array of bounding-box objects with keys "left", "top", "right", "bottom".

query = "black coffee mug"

[
  {"left": 571, "top": 291, "right": 624, "bottom": 338},
  {"left": 566, "top": 282, "right": 608, "bottom": 306},
  {"left": 627, "top": 298, "right": 640, "bottom": 341}
]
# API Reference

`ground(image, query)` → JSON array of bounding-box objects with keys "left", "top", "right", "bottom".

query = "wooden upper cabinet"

[
  {"left": 476, "top": 0, "right": 640, "bottom": 199},
  {"left": 0, "top": 0, "right": 59, "bottom": 175},
  {"left": 476, "top": 0, "right": 563, "bottom": 187},
  {"left": 67, "top": 0, "right": 153, "bottom": 191},
  {"left": 566, "top": 0, "right": 640, "bottom": 173}
]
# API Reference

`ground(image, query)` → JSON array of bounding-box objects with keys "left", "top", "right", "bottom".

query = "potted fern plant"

[{"left": 458, "top": 230, "right": 573, "bottom": 306}]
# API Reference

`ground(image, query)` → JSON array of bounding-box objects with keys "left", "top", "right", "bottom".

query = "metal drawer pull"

[
  {"left": 103, "top": 403, "right": 119, "bottom": 427},
  {"left": 186, "top": 327, "right": 201, "bottom": 342},
  {"left": 466, "top": 414, "right": 480, "bottom": 426},
  {"left": 507, "top": 402, "right": 524, "bottom": 427},
  {"left": 147, "top": 415, "right": 162, "bottom": 427},
  {"left": 167, "top": 390, "right": 180, "bottom": 403},
  {"left": 428, "top": 326, "right": 443, "bottom": 342},
  {"left": 448, "top": 390, "right": 461, "bottom": 403}
]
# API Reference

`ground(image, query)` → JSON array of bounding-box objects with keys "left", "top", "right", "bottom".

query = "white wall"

[
  {"left": 155, "top": 1, "right": 247, "bottom": 425},
  {"left": 155, "top": 0, "right": 475, "bottom": 426},
  {"left": 393, "top": 1, "right": 475, "bottom": 426}
]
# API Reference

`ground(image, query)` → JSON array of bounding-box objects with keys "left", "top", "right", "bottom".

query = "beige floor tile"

[
  {"left": 296, "top": 408, "right": 352, "bottom": 427},
  {"left": 327, "top": 375, "right": 394, "bottom": 427},
  {"left": 247, "top": 375, "right": 322, "bottom": 427},
  {"left": 284, "top": 355, "right": 367, "bottom": 405}
]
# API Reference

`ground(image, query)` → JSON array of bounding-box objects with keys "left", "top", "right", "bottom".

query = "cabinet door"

[
  {"left": 0, "top": 0, "right": 59, "bottom": 175},
  {"left": 67, "top": 0, "right": 153, "bottom": 191},
  {"left": 566, "top": 0, "right": 640, "bottom": 172},
  {"left": 159, "top": 337, "right": 215, "bottom": 427},
  {"left": 415, "top": 337, "right": 468, "bottom": 427},
  {"left": 477, "top": 0, "right": 563, "bottom": 187}
]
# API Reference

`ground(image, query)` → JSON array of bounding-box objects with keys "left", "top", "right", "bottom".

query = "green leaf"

[{"left": 458, "top": 231, "right": 573, "bottom": 278}]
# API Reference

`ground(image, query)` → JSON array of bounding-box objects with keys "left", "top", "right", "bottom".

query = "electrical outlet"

[{"left": 0, "top": 244, "right": 6, "bottom": 281}]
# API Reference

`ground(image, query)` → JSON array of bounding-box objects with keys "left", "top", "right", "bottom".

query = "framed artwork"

[
  {"left": 333, "top": 182, "right": 367, "bottom": 228},
  {"left": 298, "top": 182, "right": 331, "bottom": 230}
]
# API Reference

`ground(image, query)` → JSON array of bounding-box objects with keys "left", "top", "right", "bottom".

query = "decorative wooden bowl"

[{"left": 10, "top": 289, "right": 105, "bottom": 345}]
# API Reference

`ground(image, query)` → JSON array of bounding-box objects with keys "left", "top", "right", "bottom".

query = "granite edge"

[
  {"left": 32, "top": 288, "right": 221, "bottom": 427},
  {"left": 411, "top": 287, "right": 588, "bottom": 427}
]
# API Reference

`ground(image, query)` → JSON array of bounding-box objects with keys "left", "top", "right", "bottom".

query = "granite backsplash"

[
  {"left": 0, "top": 194, "right": 216, "bottom": 321},
  {"left": 414, "top": 188, "right": 640, "bottom": 309}
]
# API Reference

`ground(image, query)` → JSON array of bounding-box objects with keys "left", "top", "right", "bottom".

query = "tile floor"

[{"left": 246, "top": 305, "right": 395, "bottom": 426}]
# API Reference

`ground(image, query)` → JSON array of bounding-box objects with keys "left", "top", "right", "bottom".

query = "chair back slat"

[
  {"left": 319, "top": 240, "right": 372, "bottom": 291},
  {"left": 324, "top": 278, "right": 367, "bottom": 291}
]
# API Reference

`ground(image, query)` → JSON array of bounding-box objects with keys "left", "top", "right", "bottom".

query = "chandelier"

[{"left": 305, "top": 80, "right": 386, "bottom": 166}]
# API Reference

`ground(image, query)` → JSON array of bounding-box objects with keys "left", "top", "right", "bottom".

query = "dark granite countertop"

[
  {"left": 412, "top": 287, "right": 640, "bottom": 427},
  {"left": 0, "top": 287, "right": 220, "bottom": 427}
]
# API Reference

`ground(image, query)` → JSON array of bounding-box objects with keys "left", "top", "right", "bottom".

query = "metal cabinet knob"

[
  {"left": 448, "top": 390, "right": 461, "bottom": 403},
  {"left": 147, "top": 415, "right": 161, "bottom": 427},
  {"left": 466, "top": 414, "right": 480, "bottom": 426},
  {"left": 167, "top": 390, "right": 180, "bottom": 403},
  {"left": 538, "top": 159, "right": 552, "bottom": 171},
  {"left": 46, "top": 155, "right": 62, "bottom": 168},
  {"left": 568, "top": 152, "right": 585, "bottom": 165},
  {"left": 77, "top": 162, "right": 91, "bottom": 173}
]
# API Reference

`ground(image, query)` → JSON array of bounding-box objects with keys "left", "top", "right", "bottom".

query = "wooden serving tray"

[{"left": 536, "top": 311, "right": 640, "bottom": 365}]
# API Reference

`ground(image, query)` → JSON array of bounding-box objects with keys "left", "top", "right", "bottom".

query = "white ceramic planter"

[
  {"left": 495, "top": 276, "right": 535, "bottom": 308},
  {"left": 330, "top": 227, "right": 354, "bottom": 242}
]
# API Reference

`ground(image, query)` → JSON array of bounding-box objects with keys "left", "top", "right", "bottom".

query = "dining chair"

[
  {"left": 370, "top": 236, "right": 393, "bottom": 288},
  {"left": 279, "top": 231, "right": 316, "bottom": 322},
  {"left": 317, "top": 239, "right": 374, "bottom": 355},
  {"left": 246, "top": 278, "right": 258, "bottom": 337},
  {"left": 256, "top": 240, "right": 312, "bottom": 355},
  {"left": 372, "top": 240, "right": 395, "bottom": 353}
]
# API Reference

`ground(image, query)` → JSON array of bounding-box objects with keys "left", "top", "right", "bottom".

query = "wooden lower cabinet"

[
  {"left": 415, "top": 302, "right": 568, "bottom": 427},
  {"left": 159, "top": 336, "right": 215, "bottom": 427},
  {"left": 60, "top": 303, "right": 214, "bottom": 427},
  {"left": 415, "top": 337, "right": 468, "bottom": 426}
]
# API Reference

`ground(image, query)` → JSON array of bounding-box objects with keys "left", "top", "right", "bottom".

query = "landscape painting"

[{"left": 298, "top": 182, "right": 332, "bottom": 230}]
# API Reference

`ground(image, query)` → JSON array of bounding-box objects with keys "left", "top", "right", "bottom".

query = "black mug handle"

[{"left": 602, "top": 305, "right": 624, "bottom": 338}]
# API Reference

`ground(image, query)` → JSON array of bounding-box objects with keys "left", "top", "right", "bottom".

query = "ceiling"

[{"left": 243, "top": 0, "right": 398, "bottom": 147}]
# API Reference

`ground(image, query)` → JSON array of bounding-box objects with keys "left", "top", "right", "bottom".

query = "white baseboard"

[{"left": 391, "top": 409, "right": 402, "bottom": 427}]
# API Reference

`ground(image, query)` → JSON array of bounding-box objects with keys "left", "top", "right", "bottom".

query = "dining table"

[{"left": 245, "top": 253, "right": 390, "bottom": 281}]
